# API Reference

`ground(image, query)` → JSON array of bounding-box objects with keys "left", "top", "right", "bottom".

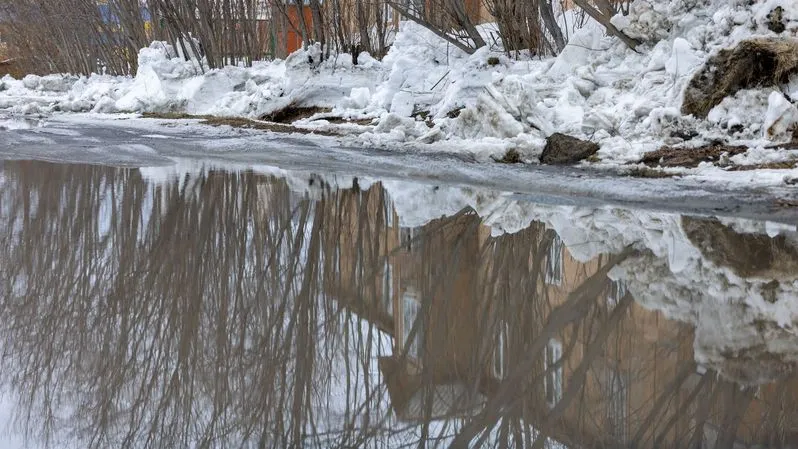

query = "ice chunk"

[
  {"left": 389, "top": 91, "right": 415, "bottom": 117},
  {"left": 348, "top": 87, "right": 372, "bottom": 109},
  {"left": 665, "top": 38, "right": 701, "bottom": 78},
  {"left": 764, "top": 90, "right": 798, "bottom": 139}
]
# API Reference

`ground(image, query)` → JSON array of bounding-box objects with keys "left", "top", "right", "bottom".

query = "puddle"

[{"left": 1, "top": 160, "right": 798, "bottom": 449}]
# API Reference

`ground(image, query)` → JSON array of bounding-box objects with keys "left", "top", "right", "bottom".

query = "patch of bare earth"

[
  {"left": 640, "top": 143, "right": 749, "bottom": 168},
  {"left": 140, "top": 112, "right": 337, "bottom": 136},
  {"left": 261, "top": 106, "right": 330, "bottom": 124}
]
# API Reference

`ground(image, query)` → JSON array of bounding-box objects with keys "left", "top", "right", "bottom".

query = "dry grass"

[
  {"left": 682, "top": 38, "right": 798, "bottom": 118},
  {"left": 261, "top": 106, "right": 330, "bottom": 124},
  {"left": 640, "top": 143, "right": 749, "bottom": 168},
  {"left": 140, "top": 112, "right": 338, "bottom": 136}
]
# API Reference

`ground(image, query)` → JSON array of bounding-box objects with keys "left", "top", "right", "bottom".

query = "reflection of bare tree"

[{"left": 0, "top": 161, "right": 797, "bottom": 449}]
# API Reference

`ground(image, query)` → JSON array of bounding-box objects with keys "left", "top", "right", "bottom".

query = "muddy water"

[{"left": 1, "top": 160, "right": 798, "bottom": 449}]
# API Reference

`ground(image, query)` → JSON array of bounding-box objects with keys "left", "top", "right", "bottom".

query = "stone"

[{"left": 539, "top": 133, "right": 599, "bottom": 164}]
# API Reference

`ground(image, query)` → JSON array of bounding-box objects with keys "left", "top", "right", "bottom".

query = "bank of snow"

[{"left": 3, "top": 0, "right": 798, "bottom": 179}]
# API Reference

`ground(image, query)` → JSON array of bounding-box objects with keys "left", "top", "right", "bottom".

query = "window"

[
  {"left": 544, "top": 339, "right": 563, "bottom": 407},
  {"left": 383, "top": 261, "right": 393, "bottom": 316},
  {"left": 545, "top": 235, "right": 563, "bottom": 286},
  {"left": 401, "top": 227, "right": 420, "bottom": 251},
  {"left": 384, "top": 200, "right": 395, "bottom": 227},
  {"left": 385, "top": 3, "right": 394, "bottom": 23},
  {"left": 607, "top": 279, "right": 627, "bottom": 310},
  {"left": 607, "top": 369, "right": 629, "bottom": 444},
  {"left": 492, "top": 320, "right": 509, "bottom": 379},
  {"left": 402, "top": 290, "right": 423, "bottom": 360}
]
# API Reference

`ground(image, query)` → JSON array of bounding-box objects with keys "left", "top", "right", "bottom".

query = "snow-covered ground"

[{"left": 4, "top": 0, "right": 798, "bottom": 188}]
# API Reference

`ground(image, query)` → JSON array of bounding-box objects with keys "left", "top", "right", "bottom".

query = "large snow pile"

[
  {"left": 3, "top": 0, "right": 798, "bottom": 168},
  {"left": 0, "top": 41, "right": 383, "bottom": 119}
]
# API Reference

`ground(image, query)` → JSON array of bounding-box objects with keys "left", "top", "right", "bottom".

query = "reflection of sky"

[{"left": 0, "top": 391, "right": 25, "bottom": 449}]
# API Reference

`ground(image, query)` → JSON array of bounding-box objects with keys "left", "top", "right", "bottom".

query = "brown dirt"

[
  {"left": 639, "top": 143, "right": 749, "bottom": 168},
  {"left": 260, "top": 106, "right": 330, "bottom": 124},
  {"left": 682, "top": 38, "right": 798, "bottom": 118},
  {"left": 140, "top": 112, "right": 337, "bottom": 136}
]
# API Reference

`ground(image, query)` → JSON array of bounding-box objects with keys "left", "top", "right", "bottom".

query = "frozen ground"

[{"left": 3, "top": 0, "right": 798, "bottom": 187}]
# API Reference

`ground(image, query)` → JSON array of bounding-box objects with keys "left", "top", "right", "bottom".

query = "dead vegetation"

[
  {"left": 682, "top": 38, "right": 798, "bottom": 118},
  {"left": 260, "top": 106, "right": 330, "bottom": 124},
  {"left": 640, "top": 143, "right": 749, "bottom": 168},
  {"left": 140, "top": 112, "right": 338, "bottom": 136}
]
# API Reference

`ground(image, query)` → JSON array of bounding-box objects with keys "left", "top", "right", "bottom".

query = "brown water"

[{"left": 1, "top": 160, "right": 798, "bottom": 449}]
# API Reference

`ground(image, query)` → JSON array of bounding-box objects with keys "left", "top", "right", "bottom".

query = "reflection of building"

[{"left": 323, "top": 182, "right": 798, "bottom": 448}]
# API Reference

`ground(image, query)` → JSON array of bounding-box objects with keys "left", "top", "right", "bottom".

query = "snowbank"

[{"left": 3, "top": 0, "right": 798, "bottom": 173}]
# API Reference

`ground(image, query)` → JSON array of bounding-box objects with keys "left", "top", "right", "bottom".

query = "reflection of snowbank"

[{"left": 375, "top": 177, "right": 798, "bottom": 385}]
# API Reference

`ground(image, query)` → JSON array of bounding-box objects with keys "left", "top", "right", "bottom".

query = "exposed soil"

[
  {"left": 260, "top": 106, "right": 330, "bottom": 124},
  {"left": 640, "top": 143, "right": 749, "bottom": 168},
  {"left": 141, "top": 112, "right": 337, "bottom": 136}
]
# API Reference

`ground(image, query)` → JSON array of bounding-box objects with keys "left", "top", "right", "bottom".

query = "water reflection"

[{"left": 1, "top": 160, "right": 798, "bottom": 448}]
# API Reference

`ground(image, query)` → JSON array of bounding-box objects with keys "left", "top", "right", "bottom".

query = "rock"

[{"left": 539, "top": 133, "right": 599, "bottom": 165}]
